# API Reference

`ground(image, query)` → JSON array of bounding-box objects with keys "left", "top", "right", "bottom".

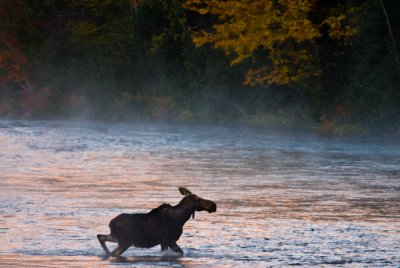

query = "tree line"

[{"left": 0, "top": 0, "right": 399, "bottom": 135}]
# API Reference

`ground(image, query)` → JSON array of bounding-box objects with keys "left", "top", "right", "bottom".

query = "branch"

[{"left": 378, "top": 0, "right": 400, "bottom": 74}]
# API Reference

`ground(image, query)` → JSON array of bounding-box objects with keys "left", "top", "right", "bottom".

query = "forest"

[{"left": 1, "top": 0, "right": 399, "bottom": 136}]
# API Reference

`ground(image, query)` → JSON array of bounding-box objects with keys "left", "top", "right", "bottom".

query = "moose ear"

[{"left": 179, "top": 187, "right": 192, "bottom": 196}]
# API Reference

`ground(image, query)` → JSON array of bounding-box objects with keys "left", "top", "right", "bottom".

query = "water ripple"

[{"left": 0, "top": 120, "right": 399, "bottom": 267}]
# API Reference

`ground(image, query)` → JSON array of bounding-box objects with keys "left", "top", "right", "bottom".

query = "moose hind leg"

[
  {"left": 110, "top": 243, "right": 131, "bottom": 257},
  {"left": 97, "top": 234, "right": 117, "bottom": 255},
  {"left": 168, "top": 241, "right": 183, "bottom": 256}
]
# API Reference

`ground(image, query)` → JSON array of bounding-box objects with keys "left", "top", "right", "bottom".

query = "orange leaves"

[
  {"left": 323, "top": 14, "right": 359, "bottom": 42},
  {"left": 183, "top": 0, "right": 359, "bottom": 86},
  {"left": 244, "top": 47, "right": 321, "bottom": 86}
]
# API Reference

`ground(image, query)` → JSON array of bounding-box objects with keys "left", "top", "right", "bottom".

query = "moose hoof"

[{"left": 161, "top": 248, "right": 183, "bottom": 257}]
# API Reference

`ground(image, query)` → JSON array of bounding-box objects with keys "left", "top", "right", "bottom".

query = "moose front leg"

[
  {"left": 161, "top": 243, "right": 168, "bottom": 252},
  {"left": 168, "top": 241, "right": 183, "bottom": 256},
  {"left": 97, "top": 234, "right": 117, "bottom": 255}
]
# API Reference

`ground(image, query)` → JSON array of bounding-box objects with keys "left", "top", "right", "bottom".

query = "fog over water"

[{"left": 0, "top": 120, "right": 399, "bottom": 267}]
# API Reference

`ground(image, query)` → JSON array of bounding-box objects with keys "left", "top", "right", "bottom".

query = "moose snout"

[{"left": 208, "top": 202, "right": 217, "bottom": 213}]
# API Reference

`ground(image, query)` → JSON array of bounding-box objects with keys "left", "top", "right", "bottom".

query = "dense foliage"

[{"left": 0, "top": 0, "right": 399, "bottom": 135}]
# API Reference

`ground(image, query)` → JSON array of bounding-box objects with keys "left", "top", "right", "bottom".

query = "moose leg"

[
  {"left": 97, "top": 234, "right": 118, "bottom": 255},
  {"left": 168, "top": 241, "right": 183, "bottom": 256},
  {"left": 110, "top": 243, "right": 131, "bottom": 257},
  {"left": 161, "top": 243, "right": 168, "bottom": 252}
]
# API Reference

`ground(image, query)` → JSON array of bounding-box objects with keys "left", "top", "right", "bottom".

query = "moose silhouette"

[{"left": 97, "top": 187, "right": 217, "bottom": 257}]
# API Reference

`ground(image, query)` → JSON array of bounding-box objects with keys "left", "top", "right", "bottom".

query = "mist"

[{"left": 1, "top": 0, "right": 399, "bottom": 137}]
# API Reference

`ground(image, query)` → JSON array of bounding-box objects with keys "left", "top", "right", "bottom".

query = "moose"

[{"left": 97, "top": 187, "right": 217, "bottom": 257}]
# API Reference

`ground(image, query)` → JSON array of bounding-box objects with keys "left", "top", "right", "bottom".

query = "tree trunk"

[{"left": 378, "top": 0, "right": 400, "bottom": 74}]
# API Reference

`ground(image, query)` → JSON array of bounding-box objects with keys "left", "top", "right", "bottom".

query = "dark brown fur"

[{"left": 97, "top": 187, "right": 217, "bottom": 257}]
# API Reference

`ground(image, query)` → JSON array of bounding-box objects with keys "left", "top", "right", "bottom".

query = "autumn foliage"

[
  {"left": 0, "top": 0, "right": 29, "bottom": 87},
  {"left": 183, "top": 0, "right": 359, "bottom": 85},
  {"left": 0, "top": 0, "right": 399, "bottom": 134},
  {"left": 0, "top": 38, "right": 28, "bottom": 87}
]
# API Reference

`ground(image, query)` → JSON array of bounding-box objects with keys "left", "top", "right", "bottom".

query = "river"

[{"left": 0, "top": 120, "right": 399, "bottom": 267}]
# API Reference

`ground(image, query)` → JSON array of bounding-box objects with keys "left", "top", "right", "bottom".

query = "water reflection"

[{"left": 0, "top": 120, "right": 399, "bottom": 267}]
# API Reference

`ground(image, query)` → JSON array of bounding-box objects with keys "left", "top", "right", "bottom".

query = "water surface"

[{"left": 0, "top": 120, "right": 399, "bottom": 267}]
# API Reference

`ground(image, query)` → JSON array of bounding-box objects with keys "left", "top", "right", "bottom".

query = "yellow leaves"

[
  {"left": 285, "top": 19, "right": 320, "bottom": 42},
  {"left": 244, "top": 47, "right": 321, "bottom": 86},
  {"left": 279, "top": 0, "right": 320, "bottom": 42},
  {"left": 183, "top": 0, "right": 320, "bottom": 84},
  {"left": 183, "top": 0, "right": 360, "bottom": 86},
  {"left": 188, "top": 1, "right": 271, "bottom": 61},
  {"left": 323, "top": 14, "right": 359, "bottom": 41}
]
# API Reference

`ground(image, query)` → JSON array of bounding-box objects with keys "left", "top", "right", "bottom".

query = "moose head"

[{"left": 178, "top": 187, "right": 217, "bottom": 219}]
